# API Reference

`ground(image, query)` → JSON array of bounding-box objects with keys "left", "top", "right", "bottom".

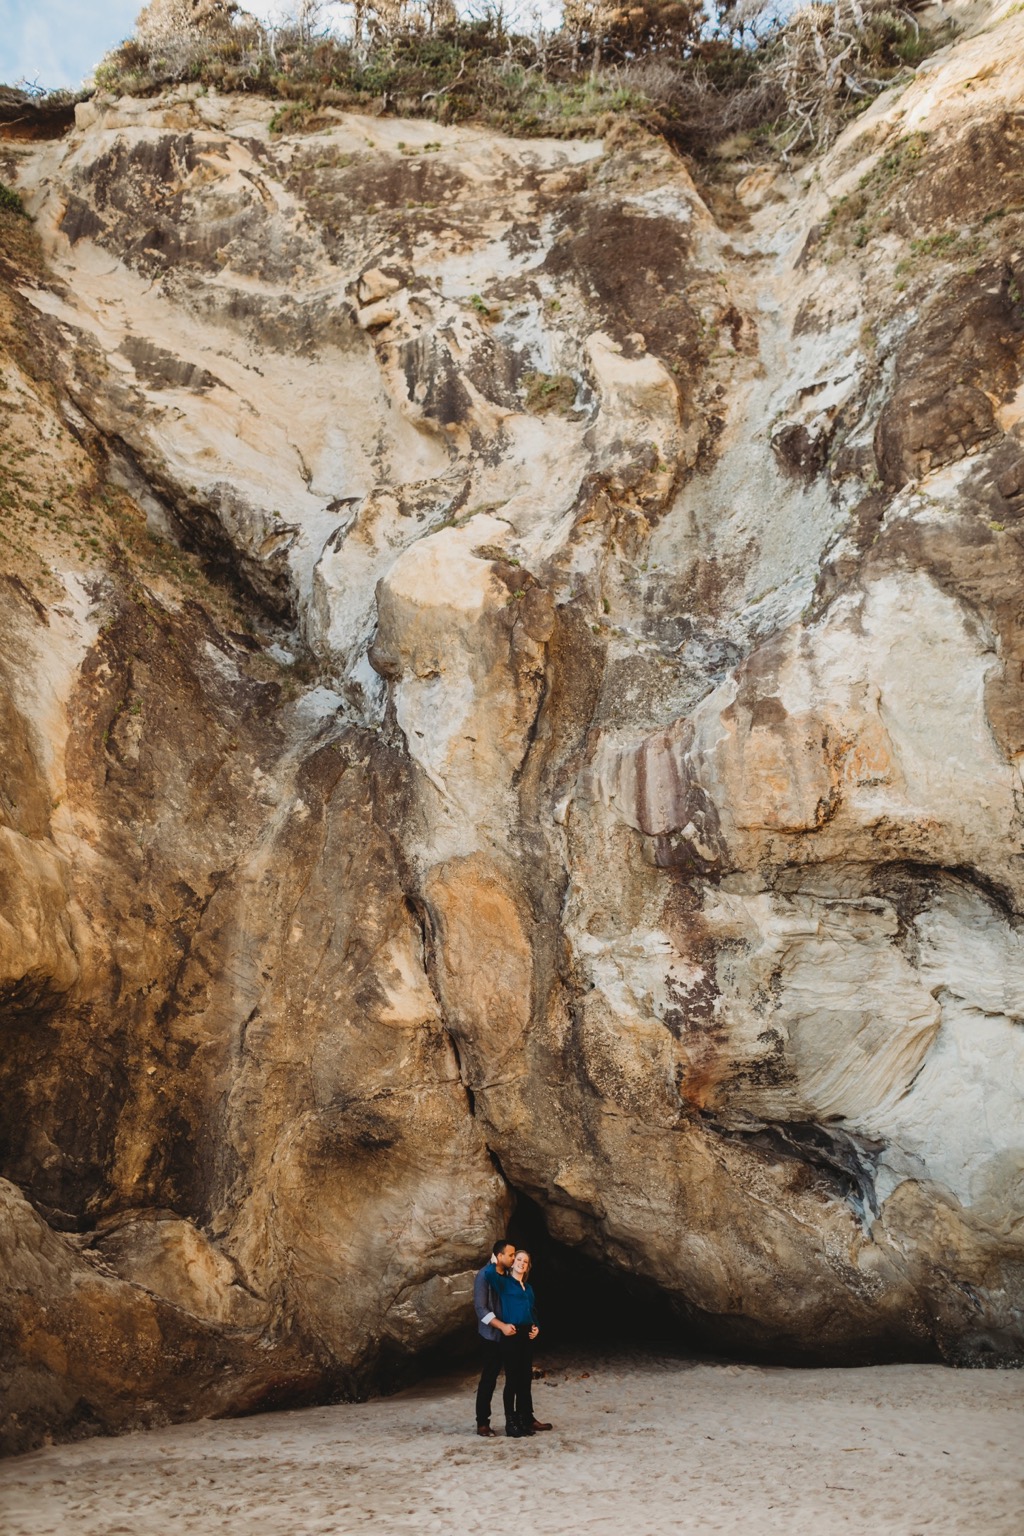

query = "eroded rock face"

[{"left": 2, "top": 3, "right": 1024, "bottom": 1453}]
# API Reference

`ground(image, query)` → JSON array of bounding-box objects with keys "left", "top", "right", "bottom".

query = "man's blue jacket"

[{"left": 474, "top": 1261, "right": 502, "bottom": 1342}]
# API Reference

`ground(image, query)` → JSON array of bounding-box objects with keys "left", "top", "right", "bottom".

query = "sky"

[{"left": 0, "top": 2, "right": 351, "bottom": 93}]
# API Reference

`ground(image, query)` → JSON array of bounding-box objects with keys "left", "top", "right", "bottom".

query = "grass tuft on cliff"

[{"left": 0, "top": 181, "right": 26, "bottom": 216}]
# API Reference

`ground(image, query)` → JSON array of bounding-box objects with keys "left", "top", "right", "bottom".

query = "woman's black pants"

[{"left": 500, "top": 1331, "right": 533, "bottom": 1426}]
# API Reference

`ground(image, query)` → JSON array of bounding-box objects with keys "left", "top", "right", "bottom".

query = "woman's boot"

[{"left": 505, "top": 1415, "right": 522, "bottom": 1437}]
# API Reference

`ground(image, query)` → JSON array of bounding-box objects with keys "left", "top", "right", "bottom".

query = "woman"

[{"left": 496, "top": 1249, "right": 549, "bottom": 1437}]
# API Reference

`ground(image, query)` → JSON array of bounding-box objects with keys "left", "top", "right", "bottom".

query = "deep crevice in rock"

[{"left": 701, "top": 1114, "right": 885, "bottom": 1224}]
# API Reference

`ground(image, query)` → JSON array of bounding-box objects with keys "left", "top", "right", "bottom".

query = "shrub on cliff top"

[{"left": 91, "top": 0, "right": 946, "bottom": 160}]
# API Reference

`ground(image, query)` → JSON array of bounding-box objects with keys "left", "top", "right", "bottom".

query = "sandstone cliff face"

[{"left": 2, "top": 3, "right": 1024, "bottom": 1453}]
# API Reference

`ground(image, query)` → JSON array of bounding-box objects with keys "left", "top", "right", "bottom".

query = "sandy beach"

[{"left": 1, "top": 1350, "right": 1021, "bottom": 1536}]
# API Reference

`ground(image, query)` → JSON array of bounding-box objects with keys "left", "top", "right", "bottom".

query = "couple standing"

[{"left": 473, "top": 1237, "right": 552, "bottom": 1438}]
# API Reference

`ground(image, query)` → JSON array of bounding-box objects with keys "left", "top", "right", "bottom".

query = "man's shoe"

[
  {"left": 476, "top": 1424, "right": 499, "bottom": 1437},
  {"left": 529, "top": 1420, "right": 553, "bottom": 1431},
  {"left": 505, "top": 1417, "right": 522, "bottom": 1438}
]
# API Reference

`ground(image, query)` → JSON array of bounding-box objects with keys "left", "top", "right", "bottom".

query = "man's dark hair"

[{"left": 492, "top": 1236, "right": 514, "bottom": 1256}]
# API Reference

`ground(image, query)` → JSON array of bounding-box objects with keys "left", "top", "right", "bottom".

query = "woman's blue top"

[{"left": 495, "top": 1272, "right": 536, "bottom": 1328}]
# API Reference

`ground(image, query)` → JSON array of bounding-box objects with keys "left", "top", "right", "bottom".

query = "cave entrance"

[
  {"left": 504, "top": 1192, "right": 685, "bottom": 1351},
  {"left": 379, "top": 1195, "right": 689, "bottom": 1396}
]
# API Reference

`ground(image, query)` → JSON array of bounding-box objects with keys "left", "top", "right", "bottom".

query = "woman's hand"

[{"left": 529, "top": 1325, "right": 539, "bottom": 1340}]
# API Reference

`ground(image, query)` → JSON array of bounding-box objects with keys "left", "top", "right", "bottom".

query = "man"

[{"left": 473, "top": 1237, "right": 517, "bottom": 1437}]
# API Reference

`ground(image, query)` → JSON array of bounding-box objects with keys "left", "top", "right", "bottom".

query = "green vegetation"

[
  {"left": 0, "top": 181, "right": 26, "bottom": 217},
  {"left": 523, "top": 371, "right": 578, "bottom": 414},
  {"left": 87, "top": 0, "right": 949, "bottom": 161},
  {"left": 818, "top": 117, "right": 1024, "bottom": 280},
  {"left": 821, "top": 132, "right": 930, "bottom": 251},
  {"left": 0, "top": 180, "right": 44, "bottom": 289}
]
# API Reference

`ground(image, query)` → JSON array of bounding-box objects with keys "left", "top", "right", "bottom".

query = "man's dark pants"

[{"left": 475, "top": 1337, "right": 503, "bottom": 1427}]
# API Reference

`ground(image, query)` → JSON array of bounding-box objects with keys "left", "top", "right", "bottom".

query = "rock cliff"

[{"left": 2, "top": 0, "right": 1023, "bottom": 1454}]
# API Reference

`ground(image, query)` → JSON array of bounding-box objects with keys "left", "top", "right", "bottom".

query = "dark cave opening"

[
  {"left": 385, "top": 1184, "right": 947, "bottom": 1400},
  {"left": 374, "top": 1192, "right": 691, "bottom": 1400},
  {"left": 503, "top": 1192, "right": 685, "bottom": 1350}
]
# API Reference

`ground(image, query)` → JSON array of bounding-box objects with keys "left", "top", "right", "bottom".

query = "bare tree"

[
  {"left": 768, "top": 0, "right": 921, "bottom": 155},
  {"left": 293, "top": 0, "right": 331, "bottom": 44},
  {"left": 562, "top": 0, "right": 702, "bottom": 80},
  {"left": 135, "top": 0, "right": 239, "bottom": 41},
  {"left": 425, "top": 0, "right": 459, "bottom": 31},
  {"left": 466, "top": 0, "right": 524, "bottom": 40}
]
